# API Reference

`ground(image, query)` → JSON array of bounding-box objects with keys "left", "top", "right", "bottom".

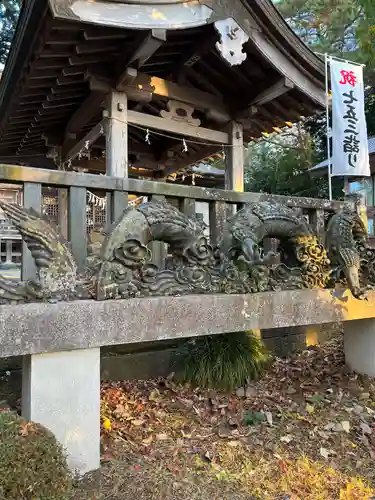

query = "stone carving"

[
  {"left": 214, "top": 18, "right": 249, "bottom": 66},
  {"left": 217, "top": 201, "right": 331, "bottom": 292},
  {"left": 325, "top": 206, "right": 369, "bottom": 299},
  {"left": 0, "top": 198, "right": 371, "bottom": 304}
]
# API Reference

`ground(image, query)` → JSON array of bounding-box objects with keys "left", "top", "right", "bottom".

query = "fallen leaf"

[
  {"left": 278, "top": 459, "right": 288, "bottom": 473},
  {"left": 280, "top": 435, "right": 293, "bottom": 443},
  {"left": 286, "top": 387, "right": 296, "bottom": 395},
  {"left": 19, "top": 422, "right": 33, "bottom": 437},
  {"left": 265, "top": 411, "right": 273, "bottom": 426},
  {"left": 359, "top": 393, "right": 370, "bottom": 401},
  {"left": 324, "top": 422, "right": 335, "bottom": 431},
  {"left": 306, "top": 404, "right": 315, "bottom": 414},
  {"left": 131, "top": 419, "right": 145, "bottom": 426},
  {"left": 341, "top": 421, "right": 350, "bottom": 434},
  {"left": 360, "top": 422, "right": 372, "bottom": 435},
  {"left": 156, "top": 433, "right": 169, "bottom": 441},
  {"left": 149, "top": 390, "right": 160, "bottom": 401},
  {"left": 142, "top": 435, "right": 153, "bottom": 445},
  {"left": 103, "top": 418, "right": 112, "bottom": 431},
  {"left": 236, "top": 387, "right": 245, "bottom": 398}
]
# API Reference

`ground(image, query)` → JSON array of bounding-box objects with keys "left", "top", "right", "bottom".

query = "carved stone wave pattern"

[{"left": 0, "top": 198, "right": 371, "bottom": 304}]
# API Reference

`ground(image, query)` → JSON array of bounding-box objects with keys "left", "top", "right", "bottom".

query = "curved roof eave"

[
  {"left": 0, "top": 0, "right": 48, "bottom": 130},
  {"left": 247, "top": 0, "right": 325, "bottom": 78}
]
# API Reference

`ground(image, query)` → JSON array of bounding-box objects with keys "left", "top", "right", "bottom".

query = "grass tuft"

[{"left": 175, "top": 331, "right": 271, "bottom": 390}]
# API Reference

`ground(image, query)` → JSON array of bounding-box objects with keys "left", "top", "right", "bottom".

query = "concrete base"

[
  {"left": 22, "top": 348, "right": 100, "bottom": 476},
  {"left": 344, "top": 319, "right": 375, "bottom": 376}
]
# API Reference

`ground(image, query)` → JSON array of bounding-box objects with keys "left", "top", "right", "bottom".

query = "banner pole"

[{"left": 325, "top": 54, "right": 333, "bottom": 201}]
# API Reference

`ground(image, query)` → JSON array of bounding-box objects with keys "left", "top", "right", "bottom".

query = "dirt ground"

[{"left": 2, "top": 336, "right": 375, "bottom": 499}]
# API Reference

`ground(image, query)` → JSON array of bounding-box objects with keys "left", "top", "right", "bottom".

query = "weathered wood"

[
  {"left": 310, "top": 209, "right": 325, "bottom": 237},
  {"left": 68, "top": 186, "right": 87, "bottom": 272},
  {"left": 180, "top": 198, "right": 195, "bottom": 218},
  {"left": 209, "top": 201, "right": 226, "bottom": 245},
  {"left": 105, "top": 91, "right": 128, "bottom": 177},
  {"left": 65, "top": 91, "right": 106, "bottom": 136},
  {"left": 149, "top": 194, "right": 167, "bottom": 269},
  {"left": 64, "top": 119, "right": 106, "bottom": 162},
  {"left": 118, "top": 72, "right": 229, "bottom": 118},
  {"left": 116, "top": 68, "right": 137, "bottom": 88},
  {"left": 127, "top": 110, "right": 229, "bottom": 144},
  {"left": 225, "top": 121, "right": 244, "bottom": 192},
  {"left": 0, "top": 164, "right": 350, "bottom": 211},
  {"left": 108, "top": 190, "right": 128, "bottom": 223},
  {"left": 22, "top": 183, "right": 42, "bottom": 281},
  {"left": 116, "top": 29, "right": 166, "bottom": 86},
  {"left": 251, "top": 78, "right": 294, "bottom": 107},
  {"left": 160, "top": 146, "right": 219, "bottom": 178},
  {"left": 58, "top": 188, "right": 68, "bottom": 238}
]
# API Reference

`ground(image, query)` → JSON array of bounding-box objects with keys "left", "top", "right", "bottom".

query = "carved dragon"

[
  {"left": 325, "top": 206, "right": 369, "bottom": 299},
  {"left": 217, "top": 200, "right": 331, "bottom": 290},
  {"left": 0, "top": 202, "right": 85, "bottom": 303},
  {"left": 218, "top": 200, "right": 313, "bottom": 266},
  {"left": 92, "top": 199, "right": 216, "bottom": 299},
  {"left": 0, "top": 197, "right": 370, "bottom": 304}
]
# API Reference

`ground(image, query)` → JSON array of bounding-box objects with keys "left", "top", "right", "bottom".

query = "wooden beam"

[
  {"left": 127, "top": 110, "right": 229, "bottom": 144},
  {"left": 116, "top": 29, "right": 166, "bottom": 88},
  {"left": 64, "top": 119, "right": 106, "bottom": 163},
  {"left": 251, "top": 78, "right": 294, "bottom": 107},
  {"left": 171, "top": 32, "right": 219, "bottom": 79},
  {"left": 159, "top": 146, "right": 220, "bottom": 179},
  {"left": 65, "top": 91, "right": 106, "bottom": 136},
  {"left": 116, "top": 72, "right": 229, "bottom": 118}
]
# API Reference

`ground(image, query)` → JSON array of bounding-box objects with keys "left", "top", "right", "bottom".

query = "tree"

[
  {"left": 0, "top": 1, "right": 21, "bottom": 67},
  {"left": 243, "top": 1, "right": 375, "bottom": 200},
  {"left": 275, "top": 0, "right": 375, "bottom": 83},
  {"left": 244, "top": 123, "right": 343, "bottom": 199}
]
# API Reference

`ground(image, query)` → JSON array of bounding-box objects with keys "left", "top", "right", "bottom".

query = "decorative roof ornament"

[{"left": 214, "top": 18, "right": 249, "bottom": 66}]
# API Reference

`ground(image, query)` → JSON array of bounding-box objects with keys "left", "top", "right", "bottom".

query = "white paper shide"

[{"left": 330, "top": 58, "right": 370, "bottom": 177}]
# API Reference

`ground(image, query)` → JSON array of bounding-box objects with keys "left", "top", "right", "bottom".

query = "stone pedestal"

[
  {"left": 22, "top": 348, "right": 100, "bottom": 476},
  {"left": 344, "top": 319, "right": 375, "bottom": 376}
]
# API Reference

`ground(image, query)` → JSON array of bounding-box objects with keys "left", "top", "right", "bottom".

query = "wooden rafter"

[
  {"left": 116, "top": 29, "right": 166, "bottom": 87},
  {"left": 91, "top": 71, "right": 230, "bottom": 120},
  {"left": 64, "top": 119, "right": 106, "bottom": 163},
  {"left": 159, "top": 145, "right": 220, "bottom": 179}
]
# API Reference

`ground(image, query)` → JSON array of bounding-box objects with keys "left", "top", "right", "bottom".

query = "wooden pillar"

[
  {"left": 58, "top": 189, "right": 68, "bottom": 239},
  {"left": 5, "top": 239, "right": 12, "bottom": 263},
  {"left": 225, "top": 121, "right": 244, "bottom": 193},
  {"left": 105, "top": 90, "right": 128, "bottom": 225},
  {"left": 150, "top": 193, "right": 167, "bottom": 269},
  {"left": 105, "top": 90, "right": 128, "bottom": 177}
]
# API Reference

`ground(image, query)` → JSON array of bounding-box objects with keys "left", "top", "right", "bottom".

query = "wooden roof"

[{"left": 0, "top": 0, "right": 326, "bottom": 178}]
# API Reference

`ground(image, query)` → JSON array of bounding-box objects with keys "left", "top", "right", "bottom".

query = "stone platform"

[{"left": 2, "top": 288, "right": 375, "bottom": 477}]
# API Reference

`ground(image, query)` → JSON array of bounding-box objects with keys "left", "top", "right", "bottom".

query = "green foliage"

[
  {"left": 0, "top": 411, "right": 72, "bottom": 500},
  {"left": 244, "top": 125, "right": 344, "bottom": 199},
  {"left": 0, "top": 0, "right": 21, "bottom": 66},
  {"left": 175, "top": 331, "right": 271, "bottom": 391},
  {"left": 275, "top": 0, "right": 375, "bottom": 83}
]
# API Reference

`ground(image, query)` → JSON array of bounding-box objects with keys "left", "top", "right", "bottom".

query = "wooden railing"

[{"left": 0, "top": 164, "right": 351, "bottom": 280}]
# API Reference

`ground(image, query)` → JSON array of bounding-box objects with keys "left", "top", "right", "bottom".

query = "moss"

[{"left": 0, "top": 411, "right": 72, "bottom": 499}]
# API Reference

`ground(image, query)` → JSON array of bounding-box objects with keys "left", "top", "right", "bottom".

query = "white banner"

[{"left": 330, "top": 58, "right": 370, "bottom": 177}]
